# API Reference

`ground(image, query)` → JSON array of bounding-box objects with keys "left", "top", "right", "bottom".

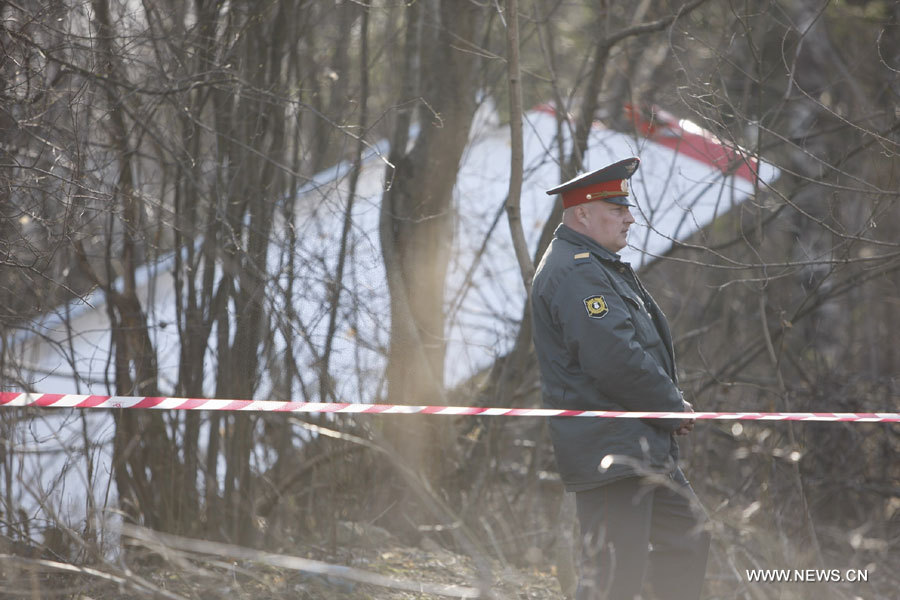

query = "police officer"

[{"left": 531, "top": 158, "right": 710, "bottom": 600}]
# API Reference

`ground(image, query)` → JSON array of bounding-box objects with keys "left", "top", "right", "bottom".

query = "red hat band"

[{"left": 562, "top": 179, "right": 629, "bottom": 209}]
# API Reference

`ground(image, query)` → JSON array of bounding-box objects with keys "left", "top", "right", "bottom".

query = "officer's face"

[{"left": 579, "top": 200, "right": 635, "bottom": 252}]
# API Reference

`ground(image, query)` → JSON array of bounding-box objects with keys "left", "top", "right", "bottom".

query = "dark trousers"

[{"left": 574, "top": 471, "right": 710, "bottom": 600}]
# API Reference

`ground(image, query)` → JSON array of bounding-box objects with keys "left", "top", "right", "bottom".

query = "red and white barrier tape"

[{"left": 1, "top": 393, "right": 898, "bottom": 422}]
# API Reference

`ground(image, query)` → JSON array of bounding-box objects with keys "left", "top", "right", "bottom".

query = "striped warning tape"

[{"left": 1, "top": 393, "right": 898, "bottom": 422}]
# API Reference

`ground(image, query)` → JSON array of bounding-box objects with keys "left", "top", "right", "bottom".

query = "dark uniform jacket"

[{"left": 531, "top": 224, "right": 686, "bottom": 491}]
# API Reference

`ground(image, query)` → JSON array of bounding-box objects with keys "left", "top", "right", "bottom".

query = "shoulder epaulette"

[{"left": 573, "top": 251, "right": 591, "bottom": 263}]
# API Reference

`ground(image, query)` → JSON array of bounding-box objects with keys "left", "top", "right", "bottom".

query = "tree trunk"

[{"left": 377, "top": 0, "right": 483, "bottom": 525}]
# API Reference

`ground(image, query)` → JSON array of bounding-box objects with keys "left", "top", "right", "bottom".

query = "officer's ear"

[{"left": 575, "top": 205, "right": 590, "bottom": 227}]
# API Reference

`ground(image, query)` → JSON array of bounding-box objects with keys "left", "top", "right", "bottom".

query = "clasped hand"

[{"left": 675, "top": 400, "right": 695, "bottom": 436}]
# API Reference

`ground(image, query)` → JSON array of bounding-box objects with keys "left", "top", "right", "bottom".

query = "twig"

[{"left": 0, "top": 553, "right": 186, "bottom": 600}]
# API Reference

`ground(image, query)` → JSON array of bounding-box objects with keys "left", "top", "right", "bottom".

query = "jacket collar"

[{"left": 554, "top": 224, "right": 623, "bottom": 263}]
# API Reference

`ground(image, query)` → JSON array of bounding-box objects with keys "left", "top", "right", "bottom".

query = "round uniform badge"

[{"left": 583, "top": 295, "right": 609, "bottom": 319}]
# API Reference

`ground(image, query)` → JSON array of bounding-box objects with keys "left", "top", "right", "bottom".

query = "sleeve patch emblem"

[{"left": 583, "top": 295, "right": 609, "bottom": 319}]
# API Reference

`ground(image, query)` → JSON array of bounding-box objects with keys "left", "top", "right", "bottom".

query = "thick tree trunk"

[{"left": 378, "top": 0, "right": 483, "bottom": 519}]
